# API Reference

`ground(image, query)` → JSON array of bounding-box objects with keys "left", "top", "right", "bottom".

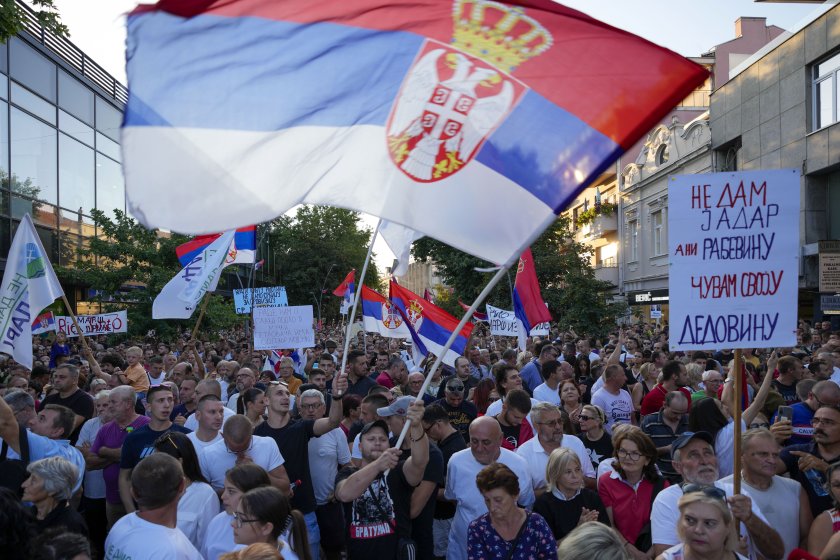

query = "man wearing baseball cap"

[
  {"left": 335, "top": 399, "right": 429, "bottom": 560},
  {"left": 650, "top": 431, "right": 783, "bottom": 559},
  {"left": 430, "top": 376, "right": 477, "bottom": 443},
  {"left": 378, "top": 396, "right": 443, "bottom": 560}
]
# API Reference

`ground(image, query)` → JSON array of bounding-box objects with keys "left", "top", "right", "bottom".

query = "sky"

[{"left": 47, "top": 0, "right": 824, "bottom": 270}]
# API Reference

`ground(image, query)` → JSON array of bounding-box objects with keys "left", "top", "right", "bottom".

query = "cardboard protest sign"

[
  {"left": 669, "top": 169, "right": 799, "bottom": 350},
  {"left": 253, "top": 305, "right": 314, "bottom": 350},
  {"left": 233, "top": 286, "right": 289, "bottom": 314},
  {"left": 57, "top": 311, "right": 128, "bottom": 337}
]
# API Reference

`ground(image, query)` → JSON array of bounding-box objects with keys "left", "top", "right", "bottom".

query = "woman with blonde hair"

[
  {"left": 655, "top": 488, "right": 745, "bottom": 560},
  {"left": 219, "top": 543, "right": 281, "bottom": 560},
  {"left": 533, "top": 447, "right": 609, "bottom": 543},
  {"left": 578, "top": 404, "right": 613, "bottom": 471},
  {"left": 632, "top": 362, "right": 658, "bottom": 413},
  {"left": 557, "top": 522, "right": 631, "bottom": 560}
]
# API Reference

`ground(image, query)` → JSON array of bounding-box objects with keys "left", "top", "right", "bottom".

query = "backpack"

[{"left": 0, "top": 425, "right": 31, "bottom": 497}]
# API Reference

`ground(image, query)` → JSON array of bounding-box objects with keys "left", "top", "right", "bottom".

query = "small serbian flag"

[
  {"left": 513, "top": 248, "right": 552, "bottom": 333},
  {"left": 390, "top": 280, "right": 472, "bottom": 366},
  {"left": 175, "top": 226, "right": 256, "bottom": 267},
  {"left": 361, "top": 286, "right": 411, "bottom": 339},
  {"left": 458, "top": 299, "right": 488, "bottom": 322},
  {"left": 32, "top": 311, "right": 56, "bottom": 335}
]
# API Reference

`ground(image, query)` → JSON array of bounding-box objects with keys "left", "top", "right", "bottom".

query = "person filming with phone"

[{"left": 772, "top": 381, "right": 840, "bottom": 446}]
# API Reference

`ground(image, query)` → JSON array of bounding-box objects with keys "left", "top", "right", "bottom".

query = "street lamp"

[{"left": 316, "top": 263, "right": 337, "bottom": 329}]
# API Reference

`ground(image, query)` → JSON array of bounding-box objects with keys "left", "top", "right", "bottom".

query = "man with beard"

[
  {"left": 651, "top": 432, "right": 783, "bottom": 559},
  {"left": 779, "top": 404, "right": 840, "bottom": 518},
  {"left": 431, "top": 376, "right": 477, "bottom": 442}
]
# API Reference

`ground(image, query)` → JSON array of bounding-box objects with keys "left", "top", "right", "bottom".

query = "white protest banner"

[
  {"left": 487, "top": 305, "right": 548, "bottom": 337},
  {"left": 253, "top": 305, "right": 314, "bottom": 350},
  {"left": 56, "top": 311, "right": 128, "bottom": 337},
  {"left": 669, "top": 169, "right": 799, "bottom": 350},
  {"left": 233, "top": 286, "right": 289, "bottom": 314}
]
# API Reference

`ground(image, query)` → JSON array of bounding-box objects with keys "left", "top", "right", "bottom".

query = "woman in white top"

[
  {"left": 202, "top": 463, "right": 272, "bottom": 560},
  {"left": 656, "top": 488, "right": 747, "bottom": 560},
  {"left": 233, "top": 486, "right": 307, "bottom": 560},
  {"left": 153, "top": 431, "right": 220, "bottom": 549}
]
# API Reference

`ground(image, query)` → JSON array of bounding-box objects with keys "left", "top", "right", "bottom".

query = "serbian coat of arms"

[{"left": 386, "top": 0, "right": 552, "bottom": 182}]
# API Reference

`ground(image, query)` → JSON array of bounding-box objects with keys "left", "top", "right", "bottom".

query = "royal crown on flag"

[{"left": 451, "top": 0, "right": 553, "bottom": 72}]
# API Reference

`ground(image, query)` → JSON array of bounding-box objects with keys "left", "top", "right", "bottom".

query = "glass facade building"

[{"left": 0, "top": 8, "right": 127, "bottom": 305}]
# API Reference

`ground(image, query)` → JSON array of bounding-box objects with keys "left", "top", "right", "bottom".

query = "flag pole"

[
  {"left": 190, "top": 292, "right": 212, "bottom": 342},
  {"left": 392, "top": 260, "right": 516, "bottom": 451},
  {"left": 59, "top": 294, "right": 92, "bottom": 355},
  {"left": 732, "top": 348, "right": 743, "bottom": 495},
  {"left": 337, "top": 219, "right": 382, "bottom": 380}
]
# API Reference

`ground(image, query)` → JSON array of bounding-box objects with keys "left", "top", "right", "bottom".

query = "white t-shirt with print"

[{"left": 105, "top": 512, "right": 202, "bottom": 560}]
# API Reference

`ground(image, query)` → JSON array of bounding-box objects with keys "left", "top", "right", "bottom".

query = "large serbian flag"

[
  {"left": 361, "top": 286, "right": 412, "bottom": 339},
  {"left": 175, "top": 226, "right": 256, "bottom": 267},
  {"left": 122, "top": 0, "right": 707, "bottom": 265}
]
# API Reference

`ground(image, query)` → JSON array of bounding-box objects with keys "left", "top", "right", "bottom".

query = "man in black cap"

[
  {"left": 650, "top": 431, "right": 783, "bottom": 559},
  {"left": 335, "top": 401, "right": 429, "bottom": 560}
]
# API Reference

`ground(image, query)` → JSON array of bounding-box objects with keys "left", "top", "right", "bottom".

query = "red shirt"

[
  {"left": 597, "top": 471, "right": 668, "bottom": 543},
  {"left": 639, "top": 384, "right": 692, "bottom": 416},
  {"left": 375, "top": 372, "right": 395, "bottom": 389}
]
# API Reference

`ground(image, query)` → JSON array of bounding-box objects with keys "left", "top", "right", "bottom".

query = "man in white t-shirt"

[
  {"left": 184, "top": 379, "right": 235, "bottom": 432},
  {"left": 198, "top": 414, "right": 290, "bottom": 495},
  {"left": 186, "top": 395, "right": 224, "bottom": 451},
  {"left": 516, "top": 402, "right": 595, "bottom": 492},
  {"left": 532, "top": 361, "right": 562, "bottom": 405},
  {"left": 445, "top": 416, "right": 534, "bottom": 560},
  {"left": 591, "top": 364, "right": 634, "bottom": 434},
  {"left": 651, "top": 431, "right": 784, "bottom": 559},
  {"left": 105, "top": 453, "right": 202, "bottom": 560}
]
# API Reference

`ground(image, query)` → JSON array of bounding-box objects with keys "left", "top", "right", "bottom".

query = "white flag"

[
  {"left": 379, "top": 221, "right": 423, "bottom": 277},
  {"left": 153, "top": 230, "right": 236, "bottom": 319},
  {"left": 0, "top": 214, "right": 65, "bottom": 368}
]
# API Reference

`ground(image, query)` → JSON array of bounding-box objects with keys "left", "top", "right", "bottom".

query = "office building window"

[
  {"left": 629, "top": 219, "right": 638, "bottom": 261},
  {"left": 11, "top": 82, "right": 56, "bottom": 125},
  {"left": 9, "top": 38, "right": 55, "bottom": 102},
  {"left": 829, "top": 171, "right": 840, "bottom": 240},
  {"left": 58, "top": 70, "right": 94, "bottom": 125},
  {"left": 59, "top": 134, "right": 95, "bottom": 216},
  {"left": 95, "top": 96, "right": 121, "bottom": 143},
  {"left": 813, "top": 51, "right": 840, "bottom": 130},
  {"left": 10, "top": 107, "right": 57, "bottom": 204},
  {"left": 652, "top": 210, "right": 665, "bottom": 256},
  {"left": 0, "top": 100, "right": 8, "bottom": 182},
  {"left": 96, "top": 153, "right": 124, "bottom": 219}
]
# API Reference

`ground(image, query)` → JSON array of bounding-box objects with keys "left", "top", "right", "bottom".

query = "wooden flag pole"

[
  {"left": 190, "top": 292, "right": 212, "bottom": 342},
  {"left": 732, "top": 348, "right": 743, "bottom": 495},
  {"left": 60, "top": 294, "right": 92, "bottom": 355}
]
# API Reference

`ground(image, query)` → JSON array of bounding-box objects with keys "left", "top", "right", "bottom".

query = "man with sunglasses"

[
  {"left": 778, "top": 404, "right": 840, "bottom": 518},
  {"left": 430, "top": 376, "right": 477, "bottom": 443},
  {"left": 651, "top": 431, "right": 784, "bottom": 559},
  {"left": 254, "top": 373, "right": 348, "bottom": 560},
  {"left": 435, "top": 356, "right": 478, "bottom": 400}
]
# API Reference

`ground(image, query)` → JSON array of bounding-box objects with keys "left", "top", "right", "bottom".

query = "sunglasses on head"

[{"left": 681, "top": 483, "right": 727, "bottom": 501}]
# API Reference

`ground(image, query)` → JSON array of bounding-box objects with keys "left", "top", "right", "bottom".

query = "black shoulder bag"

[
  {"left": 0, "top": 425, "right": 31, "bottom": 497},
  {"left": 503, "top": 512, "right": 530, "bottom": 560}
]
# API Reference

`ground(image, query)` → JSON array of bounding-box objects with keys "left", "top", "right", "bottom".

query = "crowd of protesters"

[{"left": 0, "top": 317, "right": 839, "bottom": 560}]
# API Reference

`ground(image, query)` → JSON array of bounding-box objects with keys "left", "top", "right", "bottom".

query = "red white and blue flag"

[
  {"left": 512, "top": 248, "right": 552, "bottom": 333},
  {"left": 122, "top": 0, "right": 707, "bottom": 266},
  {"left": 333, "top": 270, "right": 356, "bottom": 314},
  {"left": 390, "top": 280, "right": 472, "bottom": 366},
  {"left": 361, "top": 286, "right": 412, "bottom": 339},
  {"left": 458, "top": 299, "right": 488, "bottom": 322},
  {"left": 32, "top": 311, "right": 56, "bottom": 335},
  {"left": 175, "top": 226, "right": 256, "bottom": 267}
]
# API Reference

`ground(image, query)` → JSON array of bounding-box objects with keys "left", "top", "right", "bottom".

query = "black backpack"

[{"left": 0, "top": 425, "right": 31, "bottom": 498}]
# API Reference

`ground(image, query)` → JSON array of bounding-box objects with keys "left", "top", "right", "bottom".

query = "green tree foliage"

[
  {"left": 56, "top": 209, "right": 241, "bottom": 340},
  {"left": 1, "top": 1, "right": 68, "bottom": 43},
  {"left": 266, "top": 206, "right": 381, "bottom": 322},
  {"left": 412, "top": 215, "right": 627, "bottom": 338}
]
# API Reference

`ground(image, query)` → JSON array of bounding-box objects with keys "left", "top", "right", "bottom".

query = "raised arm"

[{"left": 314, "top": 370, "right": 346, "bottom": 436}]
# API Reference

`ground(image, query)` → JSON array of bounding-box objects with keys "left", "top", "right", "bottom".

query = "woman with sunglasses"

[
  {"left": 237, "top": 387, "right": 266, "bottom": 428},
  {"left": 807, "top": 462, "right": 840, "bottom": 556},
  {"left": 232, "top": 486, "right": 309, "bottom": 560},
  {"left": 153, "top": 431, "right": 220, "bottom": 549},
  {"left": 579, "top": 404, "right": 614, "bottom": 471},
  {"left": 656, "top": 488, "right": 746, "bottom": 560},
  {"left": 202, "top": 463, "right": 271, "bottom": 560},
  {"left": 598, "top": 429, "right": 668, "bottom": 560}
]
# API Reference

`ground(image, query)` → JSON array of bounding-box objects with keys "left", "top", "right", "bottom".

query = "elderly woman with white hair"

[{"left": 21, "top": 456, "right": 88, "bottom": 535}]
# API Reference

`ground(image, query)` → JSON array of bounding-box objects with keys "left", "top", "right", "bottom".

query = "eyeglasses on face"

[
  {"left": 299, "top": 403, "right": 320, "bottom": 411},
  {"left": 232, "top": 510, "right": 259, "bottom": 528},
  {"left": 681, "top": 483, "right": 727, "bottom": 502},
  {"left": 616, "top": 449, "right": 642, "bottom": 461},
  {"left": 749, "top": 422, "right": 770, "bottom": 429},
  {"left": 812, "top": 417, "right": 839, "bottom": 427}
]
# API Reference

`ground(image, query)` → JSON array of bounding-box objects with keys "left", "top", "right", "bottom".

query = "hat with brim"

[
  {"left": 377, "top": 396, "right": 414, "bottom": 417},
  {"left": 359, "top": 419, "right": 389, "bottom": 438},
  {"left": 671, "top": 431, "right": 714, "bottom": 459}
]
